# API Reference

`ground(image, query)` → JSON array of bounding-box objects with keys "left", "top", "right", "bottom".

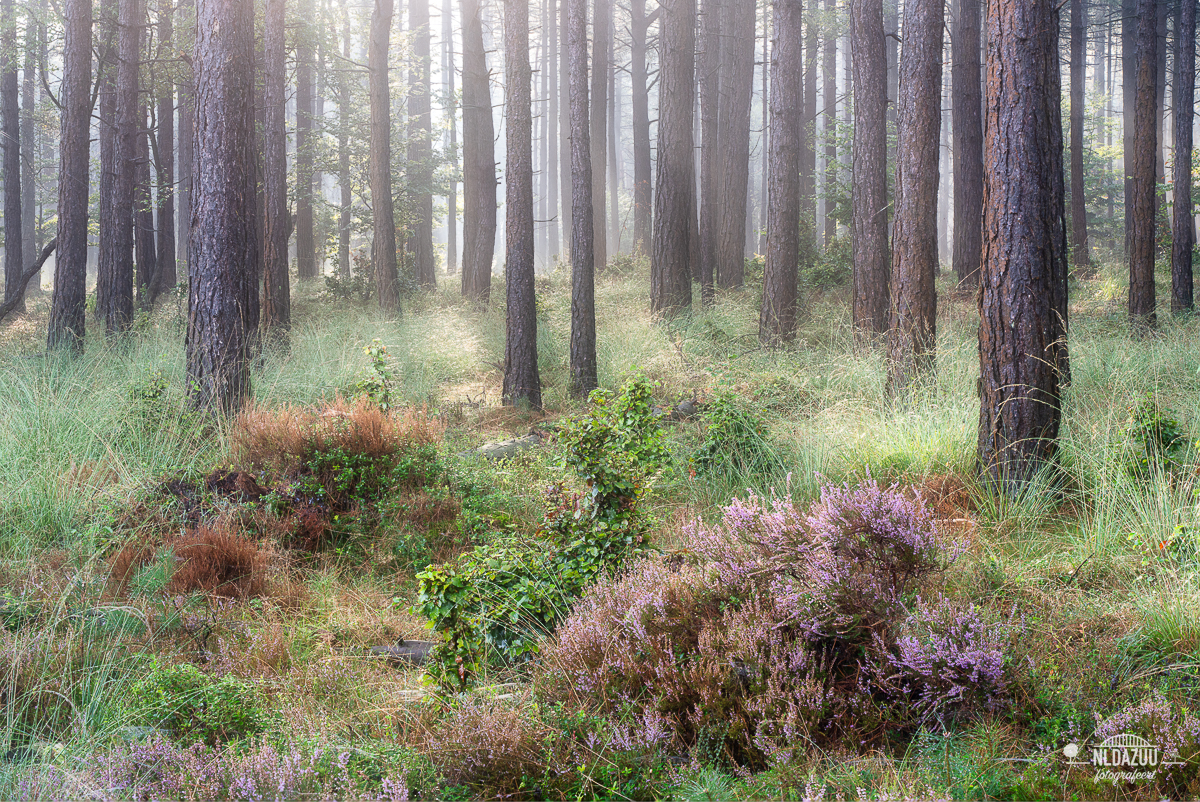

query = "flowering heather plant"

[{"left": 1092, "top": 692, "right": 1200, "bottom": 795}]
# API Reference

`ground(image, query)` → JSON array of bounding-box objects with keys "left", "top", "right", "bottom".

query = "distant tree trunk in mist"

[
  {"left": 48, "top": 0, "right": 91, "bottom": 352},
  {"left": 885, "top": 0, "right": 943, "bottom": 400},
  {"left": 699, "top": 0, "right": 721, "bottom": 303},
  {"left": 135, "top": 104, "right": 158, "bottom": 305},
  {"left": 1129, "top": 0, "right": 1158, "bottom": 329},
  {"left": 885, "top": 0, "right": 897, "bottom": 164},
  {"left": 1070, "top": 0, "right": 1089, "bottom": 270},
  {"left": 760, "top": 0, "right": 802, "bottom": 345},
  {"left": 370, "top": 0, "right": 400, "bottom": 314},
  {"left": 1173, "top": 0, "right": 1195, "bottom": 312},
  {"left": 1123, "top": 0, "right": 1135, "bottom": 256},
  {"left": 851, "top": 0, "right": 889, "bottom": 340},
  {"left": 1, "top": 0, "right": 21, "bottom": 314},
  {"left": 20, "top": 2, "right": 36, "bottom": 296},
  {"left": 407, "top": 0, "right": 435, "bottom": 287},
  {"left": 155, "top": 0, "right": 176, "bottom": 294},
  {"left": 546, "top": 0, "right": 559, "bottom": 261},
  {"left": 338, "top": 0, "right": 351, "bottom": 277},
  {"left": 630, "top": 0, "right": 652, "bottom": 258},
  {"left": 589, "top": 0, "right": 609, "bottom": 272},
  {"left": 716, "top": 0, "right": 753, "bottom": 288},
  {"left": 296, "top": 6, "right": 317, "bottom": 280},
  {"left": 608, "top": 29, "right": 619, "bottom": 255},
  {"left": 560, "top": 0, "right": 572, "bottom": 257},
  {"left": 97, "top": 0, "right": 116, "bottom": 322},
  {"left": 177, "top": 0, "right": 194, "bottom": 279},
  {"left": 461, "top": 0, "right": 496, "bottom": 303},
  {"left": 978, "top": 0, "right": 1068, "bottom": 493},
  {"left": 759, "top": 11, "right": 769, "bottom": 256},
  {"left": 263, "top": 0, "right": 290, "bottom": 332},
  {"left": 822, "top": 0, "right": 836, "bottom": 246},
  {"left": 503, "top": 0, "right": 541, "bottom": 408},
  {"left": 951, "top": 0, "right": 982, "bottom": 286},
  {"left": 650, "top": 0, "right": 695, "bottom": 314},
  {"left": 567, "top": 0, "right": 597, "bottom": 393},
  {"left": 188, "top": 0, "right": 255, "bottom": 414},
  {"left": 800, "top": 0, "right": 816, "bottom": 222}
]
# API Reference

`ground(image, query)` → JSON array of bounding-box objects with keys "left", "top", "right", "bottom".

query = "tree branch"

[{"left": 0, "top": 238, "right": 58, "bottom": 325}]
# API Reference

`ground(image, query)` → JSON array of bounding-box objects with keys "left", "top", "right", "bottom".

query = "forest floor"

[{"left": 1, "top": 254, "right": 1200, "bottom": 800}]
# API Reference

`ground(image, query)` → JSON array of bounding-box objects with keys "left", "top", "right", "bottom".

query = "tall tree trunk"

[
  {"left": 759, "top": 6, "right": 769, "bottom": 256},
  {"left": 177, "top": 0, "right": 193, "bottom": 280},
  {"left": 759, "top": 0, "right": 802, "bottom": 345},
  {"left": 155, "top": 0, "right": 176, "bottom": 295},
  {"left": 650, "top": 0, "right": 695, "bottom": 313},
  {"left": 885, "top": 0, "right": 943, "bottom": 400},
  {"left": 188, "top": 0, "right": 255, "bottom": 414},
  {"left": 590, "top": 0, "right": 609, "bottom": 271},
  {"left": 951, "top": 0, "right": 982, "bottom": 286},
  {"left": 559, "top": 0, "right": 572, "bottom": 257},
  {"left": 546, "top": 0, "right": 559, "bottom": 261},
  {"left": 567, "top": 0, "right": 597, "bottom": 393},
  {"left": 1173, "top": 0, "right": 1195, "bottom": 312},
  {"left": 978, "top": 0, "right": 1068, "bottom": 492},
  {"left": 629, "top": 0, "right": 652, "bottom": 258},
  {"left": 1070, "top": 0, "right": 1089, "bottom": 269},
  {"left": 0, "top": 0, "right": 20, "bottom": 314},
  {"left": 1123, "top": 0, "right": 1135, "bottom": 256},
  {"left": 20, "top": 0, "right": 36, "bottom": 296},
  {"left": 608, "top": 25, "right": 619, "bottom": 256},
  {"left": 716, "top": 0, "right": 753, "bottom": 288},
  {"left": 407, "top": 0, "right": 435, "bottom": 286},
  {"left": 822, "top": 0, "right": 836, "bottom": 246},
  {"left": 1129, "top": 0, "right": 1158, "bottom": 328},
  {"left": 370, "top": 0, "right": 400, "bottom": 313},
  {"left": 48, "top": 0, "right": 91, "bottom": 352},
  {"left": 135, "top": 103, "right": 157, "bottom": 305},
  {"left": 97, "top": 0, "right": 116, "bottom": 322},
  {"left": 263, "top": 0, "right": 289, "bottom": 332},
  {"left": 851, "top": 0, "right": 889, "bottom": 340},
  {"left": 338, "top": 0, "right": 351, "bottom": 277},
  {"left": 296, "top": 5, "right": 316, "bottom": 280},
  {"left": 461, "top": 0, "right": 496, "bottom": 303},
  {"left": 800, "top": 0, "right": 816, "bottom": 224},
  {"left": 698, "top": 0, "right": 721, "bottom": 302},
  {"left": 504, "top": 0, "right": 541, "bottom": 407}
]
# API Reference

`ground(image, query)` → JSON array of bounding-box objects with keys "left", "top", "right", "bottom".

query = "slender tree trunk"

[
  {"left": 822, "top": 0, "right": 836, "bottom": 246},
  {"left": 177, "top": 0, "right": 193, "bottom": 279},
  {"left": 699, "top": 0, "right": 721, "bottom": 302},
  {"left": 546, "top": 0, "right": 559, "bottom": 261},
  {"left": 885, "top": 0, "right": 943, "bottom": 400},
  {"left": 851, "top": 0, "right": 889, "bottom": 340},
  {"left": 296, "top": 4, "right": 316, "bottom": 280},
  {"left": 263, "top": 0, "right": 289, "bottom": 332},
  {"left": 758, "top": 7, "right": 769, "bottom": 255},
  {"left": 338, "top": 0, "right": 351, "bottom": 277},
  {"left": 370, "top": 0, "right": 400, "bottom": 313},
  {"left": 650, "top": 0, "right": 695, "bottom": 313},
  {"left": 407, "top": 0, "right": 434, "bottom": 286},
  {"left": 608, "top": 25, "right": 619, "bottom": 256},
  {"left": 1123, "top": 0, "right": 1135, "bottom": 256},
  {"left": 560, "top": 0, "right": 572, "bottom": 257},
  {"left": 461, "top": 0, "right": 496, "bottom": 303},
  {"left": 0, "top": 0, "right": 20, "bottom": 314},
  {"left": 800, "top": 0, "right": 817, "bottom": 224},
  {"left": 504, "top": 0, "right": 541, "bottom": 407},
  {"left": 589, "top": 0, "right": 609, "bottom": 272},
  {"left": 97, "top": 0, "right": 116, "bottom": 321},
  {"left": 188, "top": 0, "right": 255, "bottom": 414},
  {"left": 1173, "top": 0, "right": 1195, "bottom": 312},
  {"left": 716, "top": 0, "right": 753, "bottom": 288},
  {"left": 20, "top": 0, "right": 36, "bottom": 296},
  {"left": 978, "top": 0, "right": 1068, "bottom": 492},
  {"left": 135, "top": 102, "right": 157, "bottom": 305},
  {"left": 884, "top": 0, "right": 897, "bottom": 166},
  {"left": 1070, "top": 0, "right": 1089, "bottom": 269},
  {"left": 952, "top": 0, "right": 982, "bottom": 286},
  {"left": 629, "top": 0, "right": 652, "bottom": 258},
  {"left": 1129, "top": 0, "right": 1158, "bottom": 328},
  {"left": 48, "top": 0, "right": 90, "bottom": 352},
  {"left": 154, "top": 0, "right": 176, "bottom": 295},
  {"left": 759, "top": 0, "right": 802, "bottom": 344},
  {"left": 567, "top": 0, "right": 597, "bottom": 393}
]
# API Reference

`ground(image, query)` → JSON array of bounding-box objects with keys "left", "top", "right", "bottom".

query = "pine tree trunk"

[
  {"left": 629, "top": 0, "right": 652, "bottom": 258},
  {"left": 1123, "top": 0, "right": 1135, "bottom": 256},
  {"left": 263, "top": 0, "right": 290, "bottom": 332},
  {"left": 188, "top": 0, "right": 255, "bottom": 414},
  {"left": 20, "top": 1, "right": 36, "bottom": 296},
  {"left": 338, "top": 0, "right": 352, "bottom": 277},
  {"left": 48, "top": 0, "right": 90, "bottom": 352},
  {"left": 650, "top": 0, "right": 695, "bottom": 313},
  {"left": 978, "top": 0, "right": 1068, "bottom": 492},
  {"left": 1070, "top": 0, "right": 1089, "bottom": 269},
  {"left": 759, "top": 0, "right": 802, "bottom": 345},
  {"left": 1129, "top": 0, "right": 1158, "bottom": 329},
  {"left": 560, "top": 0, "right": 572, "bottom": 258},
  {"left": 716, "top": 0, "right": 753, "bottom": 288},
  {"left": 589, "top": 0, "right": 609, "bottom": 272},
  {"left": 177, "top": 0, "right": 193, "bottom": 279},
  {"left": 409, "top": 0, "right": 435, "bottom": 287},
  {"left": 801, "top": 0, "right": 816, "bottom": 224},
  {"left": 951, "top": 0, "right": 982, "bottom": 286},
  {"left": 1172, "top": 0, "right": 1195, "bottom": 312},
  {"left": 698, "top": 0, "right": 721, "bottom": 302},
  {"left": 370, "top": 0, "right": 401, "bottom": 313},
  {"left": 885, "top": 0, "right": 943, "bottom": 400},
  {"left": 155, "top": 0, "right": 176, "bottom": 295},
  {"left": 546, "top": 0, "right": 559, "bottom": 261},
  {"left": 503, "top": 0, "right": 541, "bottom": 408},
  {"left": 822, "top": 0, "right": 836, "bottom": 246},
  {"left": 296, "top": 5, "right": 317, "bottom": 280},
  {"left": 851, "top": 0, "right": 889, "bottom": 340},
  {"left": 461, "top": 0, "right": 496, "bottom": 303},
  {"left": 567, "top": 0, "right": 597, "bottom": 393},
  {"left": 135, "top": 102, "right": 158, "bottom": 305},
  {"left": 0, "top": 0, "right": 21, "bottom": 314}
]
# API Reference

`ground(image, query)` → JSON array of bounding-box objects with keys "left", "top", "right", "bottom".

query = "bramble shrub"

[
  {"left": 691, "top": 391, "right": 775, "bottom": 477},
  {"left": 541, "top": 478, "right": 1007, "bottom": 766},
  {"left": 353, "top": 339, "right": 395, "bottom": 412},
  {"left": 1124, "top": 394, "right": 1191, "bottom": 479},
  {"left": 127, "top": 660, "right": 271, "bottom": 746}
]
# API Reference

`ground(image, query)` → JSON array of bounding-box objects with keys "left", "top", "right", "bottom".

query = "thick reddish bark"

[
  {"left": 1173, "top": 0, "right": 1195, "bottom": 312},
  {"left": 370, "top": 0, "right": 400, "bottom": 314},
  {"left": 951, "top": 0, "right": 982, "bottom": 286},
  {"left": 851, "top": 0, "right": 889, "bottom": 340},
  {"left": 1129, "top": 0, "right": 1158, "bottom": 329}
]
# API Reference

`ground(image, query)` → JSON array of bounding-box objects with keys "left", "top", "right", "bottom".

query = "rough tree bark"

[
  {"left": 503, "top": 0, "right": 541, "bottom": 408},
  {"left": 718, "top": 0, "right": 755, "bottom": 289},
  {"left": 370, "top": 0, "right": 400, "bottom": 314},
  {"left": 978, "top": 0, "right": 1069, "bottom": 492},
  {"left": 1129, "top": 0, "right": 1157, "bottom": 329},
  {"left": 800, "top": 0, "right": 817, "bottom": 223},
  {"left": 1070, "top": 0, "right": 1089, "bottom": 270},
  {"left": 262, "top": 0, "right": 289, "bottom": 333},
  {"left": 177, "top": 0, "right": 193, "bottom": 278},
  {"left": 567, "top": 0, "right": 597, "bottom": 394},
  {"left": 408, "top": 0, "right": 435, "bottom": 287},
  {"left": 822, "top": 0, "right": 836, "bottom": 245},
  {"left": 187, "top": 0, "right": 256, "bottom": 414},
  {"left": 461, "top": 0, "right": 496, "bottom": 303},
  {"left": 296, "top": 1, "right": 316, "bottom": 280},
  {"left": 759, "top": 0, "right": 802, "bottom": 345},
  {"left": 885, "top": 0, "right": 943, "bottom": 400},
  {"left": 952, "top": 0, "right": 982, "bottom": 286},
  {"left": 650, "top": 0, "right": 695, "bottom": 314},
  {"left": 590, "top": 0, "right": 609, "bottom": 271},
  {"left": 96, "top": 0, "right": 116, "bottom": 322},
  {"left": 47, "top": 0, "right": 90, "bottom": 352},
  {"left": 629, "top": 0, "right": 652, "bottom": 258},
  {"left": 699, "top": 0, "right": 721, "bottom": 303},
  {"left": 1172, "top": 0, "right": 1195, "bottom": 312},
  {"left": 1, "top": 0, "right": 21, "bottom": 314},
  {"left": 20, "top": 0, "right": 35, "bottom": 296},
  {"left": 155, "top": 0, "right": 176, "bottom": 294},
  {"left": 851, "top": 0, "right": 889, "bottom": 340}
]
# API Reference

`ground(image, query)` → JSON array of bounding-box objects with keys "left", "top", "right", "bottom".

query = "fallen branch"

[{"left": 0, "top": 238, "right": 58, "bottom": 326}]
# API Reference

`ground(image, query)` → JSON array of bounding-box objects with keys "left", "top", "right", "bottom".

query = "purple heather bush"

[
  {"left": 543, "top": 478, "right": 1008, "bottom": 766},
  {"left": 1092, "top": 692, "right": 1200, "bottom": 795}
]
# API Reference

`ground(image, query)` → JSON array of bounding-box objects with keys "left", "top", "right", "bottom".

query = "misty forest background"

[{"left": 2, "top": 0, "right": 1200, "bottom": 798}]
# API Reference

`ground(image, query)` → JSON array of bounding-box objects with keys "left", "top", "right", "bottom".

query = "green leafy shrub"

[
  {"left": 128, "top": 661, "right": 270, "bottom": 746},
  {"left": 1125, "top": 394, "right": 1191, "bottom": 478},
  {"left": 353, "top": 339, "right": 394, "bottom": 412},
  {"left": 691, "top": 391, "right": 776, "bottom": 478},
  {"left": 807, "top": 235, "right": 853, "bottom": 290}
]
